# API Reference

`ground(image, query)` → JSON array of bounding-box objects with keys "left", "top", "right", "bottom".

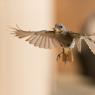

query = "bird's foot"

[{"left": 56, "top": 52, "right": 63, "bottom": 62}]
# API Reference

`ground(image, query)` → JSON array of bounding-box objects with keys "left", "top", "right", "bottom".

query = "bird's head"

[{"left": 54, "top": 24, "right": 68, "bottom": 33}]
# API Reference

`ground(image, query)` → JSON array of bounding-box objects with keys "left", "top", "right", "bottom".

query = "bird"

[{"left": 11, "top": 24, "right": 95, "bottom": 63}]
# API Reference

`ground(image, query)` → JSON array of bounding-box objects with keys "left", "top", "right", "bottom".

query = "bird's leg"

[
  {"left": 62, "top": 48, "right": 73, "bottom": 64},
  {"left": 62, "top": 53, "right": 67, "bottom": 64},
  {"left": 56, "top": 48, "right": 64, "bottom": 61},
  {"left": 70, "top": 49, "right": 74, "bottom": 62},
  {"left": 56, "top": 48, "right": 74, "bottom": 63},
  {"left": 64, "top": 49, "right": 74, "bottom": 63}
]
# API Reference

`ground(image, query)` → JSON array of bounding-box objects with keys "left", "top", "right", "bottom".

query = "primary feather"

[
  {"left": 84, "top": 37, "right": 95, "bottom": 55},
  {"left": 12, "top": 27, "right": 61, "bottom": 49}
]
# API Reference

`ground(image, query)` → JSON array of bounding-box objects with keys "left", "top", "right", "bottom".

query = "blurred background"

[{"left": 1, "top": 0, "right": 95, "bottom": 95}]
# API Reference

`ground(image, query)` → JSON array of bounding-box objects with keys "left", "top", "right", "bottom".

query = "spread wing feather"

[
  {"left": 12, "top": 27, "right": 61, "bottom": 49},
  {"left": 84, "top": 37, "right": 95, "bottom": 54}
]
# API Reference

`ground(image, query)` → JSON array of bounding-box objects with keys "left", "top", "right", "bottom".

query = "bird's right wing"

[
  {"left": 83, "top": 36, "right": 95, "bottom": 54},
  {"left": 11, "top": 27, "right": 62, "bottom": 49}
]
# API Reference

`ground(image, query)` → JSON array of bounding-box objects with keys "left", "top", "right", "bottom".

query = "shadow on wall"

[{"left": 76, "top": 14, "right": 95, "bottom": 84}]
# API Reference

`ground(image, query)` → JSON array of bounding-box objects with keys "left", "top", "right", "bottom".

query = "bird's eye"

[
  {"left": 55, "top": 24, "right": 64, "bottom": 29},
  {"left": 59, "top": 25, "right": 63, "bottom": 28}
]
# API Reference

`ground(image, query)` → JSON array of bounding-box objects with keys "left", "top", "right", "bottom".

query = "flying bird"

[{"left": 11, "top": 24, "right": 95, "bottom": 63}]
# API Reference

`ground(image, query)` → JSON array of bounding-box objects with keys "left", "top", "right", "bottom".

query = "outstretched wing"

[
  {"left": 83, "top": 36, "right": 95, "bottom": 54},
  {"left": 12, "top": 27, "right": 62, "bottom": 49}
]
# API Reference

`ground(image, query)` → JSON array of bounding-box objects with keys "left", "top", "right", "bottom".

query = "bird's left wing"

[{"left": 12, "top": 27, "right": 61, "bottom": 49}]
